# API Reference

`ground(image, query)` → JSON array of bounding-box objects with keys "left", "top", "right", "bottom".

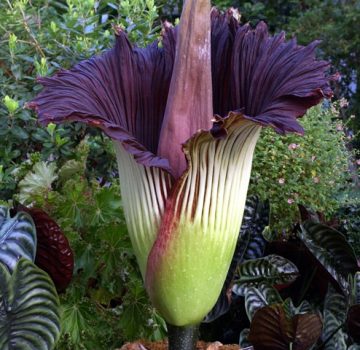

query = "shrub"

[{"left": 249, "top": 103, "right": 357, "bottom": 233}]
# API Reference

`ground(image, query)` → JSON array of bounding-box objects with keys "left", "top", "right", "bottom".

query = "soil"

[{"left": 118, "top": 340, "right": 254, "bottom": 350}]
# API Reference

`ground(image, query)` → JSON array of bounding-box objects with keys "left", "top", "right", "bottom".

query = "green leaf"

[
  {"left": 11, "top": 125, "right": 29, "bottom": 140},
  {"left": 0, "top": 258, "right": 60, "bottom": 349},
  {"left": 347, "top": 304, "right": 360, "bottom": 343},
  {"left": 91, "top": 187, "right": 122, "bottom": 225},
  {"left": 239, "top": 328, "right": 252, "bottom": 348},
  {"left": 348, "top": 345, "right": 360, "bottom": 350},
  {"left": 233, "top": 254, "right": 299, "bottom": 296},
  {"left": 300, "top": 221, "right": 358, "bottom": 294},
  {"left": 350, "top": 271, "right": 360, "bottom": 306},
  {"left": 244, "top": 283, "right": 282, "bottom": 321},
  {"left": 0, "top": 206, "right": 36, "bottom": 271},
  {"left": 61, "top": 297, "right": 93, "bottom": 346},
  {"left": 18, "top": 162, "right": 58, "bottom": 204},
  {"left": 322, "top": 286, "right": 348, "bottom": 350},
  {"left": 322, "top": 312, "right": 347, "bottom": 350}
]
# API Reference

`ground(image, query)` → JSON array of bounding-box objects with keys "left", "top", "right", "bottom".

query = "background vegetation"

[{"left": 0, "top": 0, "right": 359, "bottom": 348}]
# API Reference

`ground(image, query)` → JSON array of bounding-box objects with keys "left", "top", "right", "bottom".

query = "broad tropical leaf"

[
  {"left": 244, "top": 283, "right": 282, "bottom": 321},
  {"left": 0, "top": 258, "right": 60, "bottom": 349},
  {"left": 349, "top": 345, "right": 360, "bottom": 350},
  {"left": 347, "top": 304, "right": 360, "bottom": 343},
  {"left": 322, "top": 311, "right": 347, "bottom": 350},
  {"left": 248, "top": 304, "right": 322, "bottom": 350},
  {"left": 282, "top": 299, "right": 312, "bottom": 317},
  {"left": 204, "top": 196, "right": 269, "bottom": 322},
  {"left": 322, "top": 286, "right": 348, "bottom": 350},
  {"left": 233, "top": 254, "right": 299, "bottom": 296},
  {"left": 16, "top": 205, "right": 74, "bottom": 292},
  {"left": 347, "top": 273, "right": 360, "bottom": 343},
  {"left": 239, "top": 328, "right": 252, "bottom": 348},
  {"left": 237, "top": 196, "right": 269, "bottom": 261},
  {"left": 350, "top": 271, "right": 360, "bottom": 305},
  {"left": 299, "top": 221, "right": 358, "bottom": 293},
  {"left": 0, "top": 206, "right": 36, "bottom": 271}
]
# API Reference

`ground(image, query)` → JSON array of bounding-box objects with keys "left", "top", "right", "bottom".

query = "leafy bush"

[
  {"left": 249, "top": 103, "right": 357, "bottom": 232},
  {"left": 15, "top": 140, "right": 166, "bottom": 349},
  {"left": 0, "top": 0, "right": 159, "bottom": 199}
]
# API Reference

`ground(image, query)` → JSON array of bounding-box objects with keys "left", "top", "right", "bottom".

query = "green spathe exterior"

[{"left": 146, "top": 118, "right": 261, "bottom": 325}]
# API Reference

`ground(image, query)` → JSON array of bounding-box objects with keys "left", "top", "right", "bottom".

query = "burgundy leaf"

[
  {"left": 17, "top": 205, "right": 74, "bottom": 292},
  {"left": 248, "top": 304, "right": 322, "bottom": 350}
]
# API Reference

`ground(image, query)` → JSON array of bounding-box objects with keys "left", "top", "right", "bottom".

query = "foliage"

[
  {"left": 0, "top": 206, "right": 36, "bottom": 271},
  {"left": 17, "top": 205, "right": 75, "bottom": 292},
  {"left": 248, "top": 303, "right": 322, "bottom": 350},
  {"left": 0, "top": 258, "right": 61, "bottom": 350},
  {"left": 15, "top": 140, "right": 166, "bottom": 349},
  {"left": 249, "top": 104, "right": 356, "bottom": 233},
  {"left": 338, "top": 203, "right": 360, "bottom": 257},
  {"left": 299, "top": 221, "right": 358, "bottom": 294},
  {"left": 202, "top": 209, "right": 360, "bottom": 348},
  {"left": 0, "top": 0, "right": 160, "bottom": 199},
  {"left": 0, "top": 207, "right": 61, "bottom": 350},
  {"left": 212, "top": 0, "right": 360, "bottom": 147}
]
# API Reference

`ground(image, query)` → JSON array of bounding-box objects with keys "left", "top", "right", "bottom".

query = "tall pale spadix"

[{"left": 28, "top": 0, "right": 332, "bottom": 328}]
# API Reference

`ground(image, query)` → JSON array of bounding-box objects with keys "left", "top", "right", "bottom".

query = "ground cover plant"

[{"left": 0, "top": 0, "right": 359, "bottom": 350}]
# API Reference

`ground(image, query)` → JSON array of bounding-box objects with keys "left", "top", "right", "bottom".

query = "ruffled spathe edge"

[{"left": 27, "top": 10, "right": 333, "bottom": 177}]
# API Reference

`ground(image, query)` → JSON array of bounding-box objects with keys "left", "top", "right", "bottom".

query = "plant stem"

[{"left": 167, "top": 323, "right": 199, "bottom": 350}]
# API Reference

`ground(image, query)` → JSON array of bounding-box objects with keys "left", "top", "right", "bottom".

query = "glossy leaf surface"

[
  {"left": 0, "top": 258, "right": 60, "bottom": 349},
  {"left": 17, "top": 205, "right": 74, "bottom": 292},
  {"left": 244, "top": 283, "right": 282, "bottom": 321},
  {"left": 248, "top": 304, "right": 322, "bottom": 350},
  {"left": 322, "top": 286, "right": 347, "bottom": 350},
  {"left": 0, "top": 206, "right": 36, "bottom": 272},
  {"left": 233, "top": 254, "right": 299, "bottom": 296},
  {"left": 347, "top": 304, "right": 360, "bottom": 343},
  {"left": 300, "top": 221, "right": 358, "bottom": 293}
]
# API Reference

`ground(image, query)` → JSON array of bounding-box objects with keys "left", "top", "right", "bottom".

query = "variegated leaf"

[
  {"left": 0, "top": 258, "right": 60, "bottom": 349},
  {"left": 244, "top": 283, "right": 282, "bottom": 321},
  {"left": 239, "top": 328, "right": 252, "bottom": 348},
  {"left": 347, "top": 304, "right": 360, "bottom": 343},
  {"left": 233, "top": 254, "right": 299, "bottom": 296},
  {"left": 0, "top": 206, "right": 36, "bottom": 271},
  {"left": 322, "top": 286, "right": 348, "bottom": 350},
  {"left": 300, "top": 221, "right": 358, "bottom": 294}
]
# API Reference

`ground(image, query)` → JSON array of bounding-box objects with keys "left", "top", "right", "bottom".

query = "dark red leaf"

[
  {"left": 248, "top": 304, "right": 322, "bottom": 350},
  {"left": 16, "top": 205, "right": 74, "bottom": 292}
]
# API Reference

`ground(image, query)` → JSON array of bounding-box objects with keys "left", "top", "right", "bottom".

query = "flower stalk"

[{"left": 167, "top": 323, "right": 199, "bottom": 350}]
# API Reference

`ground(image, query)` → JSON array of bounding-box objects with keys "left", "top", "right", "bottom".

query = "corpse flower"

[{"left": 28, "top": 0, "right": 332, "bottom": 342}]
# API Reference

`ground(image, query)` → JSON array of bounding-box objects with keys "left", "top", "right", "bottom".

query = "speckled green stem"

[{"left": 167, "top": 323, "right": 199, "bottom": 350}]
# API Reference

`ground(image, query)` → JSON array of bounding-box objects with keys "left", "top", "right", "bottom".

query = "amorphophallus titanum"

[{"left": 28, "top": 0, "right": 332, "bottom": 346}]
